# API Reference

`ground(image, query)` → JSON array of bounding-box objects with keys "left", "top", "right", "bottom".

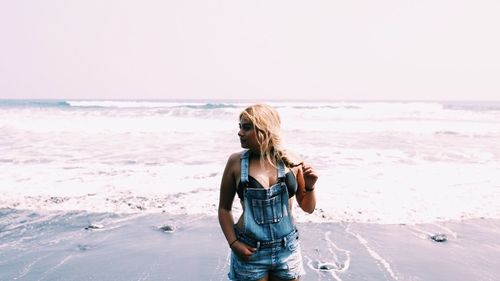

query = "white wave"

[
  {"left": 1, "top": 100, "right": 500, "bottom": 224},
  {"left": 66, "top": 100, "right": 207, "bottom": 108}
]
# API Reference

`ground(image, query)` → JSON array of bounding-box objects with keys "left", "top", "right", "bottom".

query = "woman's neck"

[{"left": 249, "top": 149, "right": 261, "bottom": 157}]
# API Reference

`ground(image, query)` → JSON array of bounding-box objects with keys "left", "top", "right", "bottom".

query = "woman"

[{"left": 218, "top": 104, "right": 318, "bottom": 281}]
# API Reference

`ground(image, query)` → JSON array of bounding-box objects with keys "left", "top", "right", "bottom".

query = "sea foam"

[{"left": 1, "top": 100, "right": 499, "bottom": 224}]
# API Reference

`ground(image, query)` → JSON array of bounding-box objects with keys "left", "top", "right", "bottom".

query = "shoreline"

[{"left": 1, "top": 209, "right": 499, "bottom": 280}]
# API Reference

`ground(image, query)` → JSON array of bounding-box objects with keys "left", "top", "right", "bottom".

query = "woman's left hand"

[{"left": 301, "top": 162, "right": 318, "bottom": 190}]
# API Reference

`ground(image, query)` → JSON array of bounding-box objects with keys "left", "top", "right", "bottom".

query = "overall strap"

[
  {"left": 277, "top": 159, "right": 286, "bottom": 181},
  {"left": 240, "top": 150, "right": 250, "bottom": 184}
]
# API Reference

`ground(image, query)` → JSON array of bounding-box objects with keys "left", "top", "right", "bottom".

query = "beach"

[
  {"left": 1, "top": 209, "right": 499, "bottom": 281},
  {"left": 1, "top": 100, "right": 500, "bottom": 280}
]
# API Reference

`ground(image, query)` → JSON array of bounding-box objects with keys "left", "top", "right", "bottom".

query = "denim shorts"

[{"left": 228, "top": 229, "right": 305, "bottom": 281}]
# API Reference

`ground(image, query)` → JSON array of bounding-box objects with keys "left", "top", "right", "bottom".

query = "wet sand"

[{"left": 1, "top": 209, "right": 499, "bottom": 280}]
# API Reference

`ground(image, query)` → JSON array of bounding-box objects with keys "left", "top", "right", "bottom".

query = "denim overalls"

[{"left": 229, "top": 150, "right": 304, "bottom": 280}]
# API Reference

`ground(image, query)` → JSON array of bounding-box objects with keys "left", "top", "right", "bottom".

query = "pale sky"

[{"left": 1, "top": 0, "right": 499, "bottom": 101}]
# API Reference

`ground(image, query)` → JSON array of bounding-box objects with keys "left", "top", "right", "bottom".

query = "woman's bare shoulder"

[
  {"left": 225, "top": 151, "right": 244, "bottom": 169},
  {"left": 228, "top": 151, "right": 243, "bottom": 161}
]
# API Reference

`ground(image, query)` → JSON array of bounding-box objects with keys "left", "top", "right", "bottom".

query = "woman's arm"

[
  {"left": 218, "top": 153, "right": 238, "bottom": 245},
  {"left": 295, "top": 162, "right": 318, "bottom": 214},
  {"left": 218, "top": 153, "right": 256, "bottom": 259}
]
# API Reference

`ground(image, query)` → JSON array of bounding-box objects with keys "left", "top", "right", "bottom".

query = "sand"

[{"left": 1, "top": 209, "right": 499, "bottom": 281}]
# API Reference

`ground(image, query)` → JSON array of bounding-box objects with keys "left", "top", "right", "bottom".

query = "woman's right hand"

[{"left": 231, "top": 240, "right": 257, "bottom": 261}]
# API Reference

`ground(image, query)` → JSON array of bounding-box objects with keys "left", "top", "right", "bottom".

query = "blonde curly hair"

[{"left": 240, "top": 104, "right": 302, "bottom": 168}]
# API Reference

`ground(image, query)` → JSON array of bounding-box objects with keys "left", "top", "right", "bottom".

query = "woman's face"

[{"left": 238, "top": 116, "right": 259, "bottom": 151}]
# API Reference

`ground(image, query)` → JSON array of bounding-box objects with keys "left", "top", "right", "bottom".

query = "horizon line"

[{"left": 1, "top": 98, "right": 500, "bottom": 103}]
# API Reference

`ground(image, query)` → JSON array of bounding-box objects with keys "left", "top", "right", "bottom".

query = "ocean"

[{"left": 1, "top": 99, "right": 499, "bottom": 224}]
